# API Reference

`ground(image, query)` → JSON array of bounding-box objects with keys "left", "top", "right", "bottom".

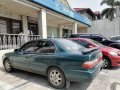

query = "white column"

[
  {"left": 59, "top": 25, "right": 64, "bottom": 38},
  {"left": 38, "top": 9, "right": 47, "bottom": 38},
  {"left": 72, "top": 22, "right": 78, "bottom": 34},
  {"left": 22, "top": 16, "right": 28, "bottom": 42},
  {"left": 22, "top": 16, "right": 28, "bottom": 34}
]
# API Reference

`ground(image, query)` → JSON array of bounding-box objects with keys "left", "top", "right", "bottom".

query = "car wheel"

[
  {"left": 103, "top": 57, "right": 111, "bottom": 69},
  {"left": 4, "top": 59, "right": 13, "bottom": 72},
  {"left": 47, "top": 67, "right": 66, "bottom": 89}
]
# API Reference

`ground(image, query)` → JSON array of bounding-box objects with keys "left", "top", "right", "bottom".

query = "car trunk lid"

[{"left": 81, "top": 48, "right": 102, "bottom": 69}]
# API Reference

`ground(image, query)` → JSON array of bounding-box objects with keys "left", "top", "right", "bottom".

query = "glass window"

[
  {"left": 91, "top": 37, "right": 103, "bottom": 42},
  {"left": 57, "top": 39, "right": 84, "bottom": 52},
  {"left": 12, "top": 21, "right": 21, "bottom": 34},
  {"left": 49, "top": 42, "right": 56, "bottom": 53},
  {"left": 0, "top": 19, "right": 7, "bottom": 33},
  {"left": 20, "top": 41, "right": 38, "bottom": 53},
  {"left": 47, "top": 26, "right": 58, "bottom": 38},
  {"left": 89, "top": 39, "right": 104, "bottom": 46},
  {"left": 73, "top": 40, "right": 91, "bottom": 48},
  {"left": 28, "top": 23, "right": 38, "bottom": 35},
  {"left": 0, "top": 17, "right": 22, "bottom": 34},
  {"left": 35, "top": 40, "right": 56, "bottom": 53}
]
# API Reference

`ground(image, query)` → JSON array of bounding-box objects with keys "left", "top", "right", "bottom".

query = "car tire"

[
  {"left": 4, "top": 59, "right": 13, "bottom": 72},
  {"left": 47, "top": 67, "right": 66, "bottom": 89},
  {"left": 103, "top": 57, "right": 111, "bottom": 69}
]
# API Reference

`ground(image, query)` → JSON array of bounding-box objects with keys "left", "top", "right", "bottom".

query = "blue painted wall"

[{"left": 30, "top": 0, "right": 91, "bottom": 26}]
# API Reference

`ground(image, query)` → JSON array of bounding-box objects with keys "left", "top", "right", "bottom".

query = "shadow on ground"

[
  {"left": 0, "top": 66, "right": 91, "bottom": 90},
  {"left": 109, "top": 67, "right": 120, "bottom": 70}
]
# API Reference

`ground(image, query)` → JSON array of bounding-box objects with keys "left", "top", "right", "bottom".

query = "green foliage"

[{"left": 101, "top": 0, "right": 120, "bottom": 20}]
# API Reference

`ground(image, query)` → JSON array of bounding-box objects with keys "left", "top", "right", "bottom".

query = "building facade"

[
  {"left": 0, "top": 0, "right": 91, "bottom": 49},
  {"left": 74, "top": 8, "right": 101, "bottom": 21},
  {"left": 90, "top": 17, "right": 120, "bottom": 38}
]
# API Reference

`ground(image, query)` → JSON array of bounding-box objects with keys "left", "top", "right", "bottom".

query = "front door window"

[{"left": 20, "top": 41, "right": 38, "bottom": 53}]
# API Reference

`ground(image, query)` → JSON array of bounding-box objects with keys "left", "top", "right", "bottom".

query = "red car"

[{"left": 70, "top": 38, "right": 120, "bottom": 69}]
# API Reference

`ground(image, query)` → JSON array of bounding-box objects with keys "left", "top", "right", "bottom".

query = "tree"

[{"left": 101, "top": 0, "right": 120, "bottom": 20}]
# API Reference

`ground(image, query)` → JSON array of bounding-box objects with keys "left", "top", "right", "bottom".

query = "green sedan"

[{"left": 2, "top": 39, "right": 103, "bottom": 89}]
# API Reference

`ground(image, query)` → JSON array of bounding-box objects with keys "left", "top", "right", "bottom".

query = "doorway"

[
  {"left": 28, "top": 23, "right": 38, "bottom": 35},
  {"left": 63, "top": 29, "right": 72, "bottom": 38}
]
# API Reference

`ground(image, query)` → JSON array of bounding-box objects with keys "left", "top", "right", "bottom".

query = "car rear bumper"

[{"left": 65, "top": 61, "right": 103, "bottom": 82}]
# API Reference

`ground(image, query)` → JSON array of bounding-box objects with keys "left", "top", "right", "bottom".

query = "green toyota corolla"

[{"left": 2, "top": 39, "right": 103, "bottom": 89}]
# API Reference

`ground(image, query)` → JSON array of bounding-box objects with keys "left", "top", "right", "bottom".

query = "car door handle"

[{"left": 25, "top": 56, "right": 29, "bottom": 58}]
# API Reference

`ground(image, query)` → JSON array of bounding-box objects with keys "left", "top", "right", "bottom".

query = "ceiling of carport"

[{"left": 0, "top": 0, "right": 39, "bottom": 17}]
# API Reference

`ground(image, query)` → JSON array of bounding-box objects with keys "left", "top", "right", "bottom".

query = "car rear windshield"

[
  {"left": 57, "top": 39, "right": 84, "bottom": 52},
  {"left": 89, "top": 39, "right": 104, "bottom": 46}
]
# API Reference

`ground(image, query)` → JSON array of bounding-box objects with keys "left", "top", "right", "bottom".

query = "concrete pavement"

[{"left": 0, "top": 49, "right": 120, "bottom": 90}]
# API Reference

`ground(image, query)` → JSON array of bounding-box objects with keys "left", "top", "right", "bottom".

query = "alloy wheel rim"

[
  {"left": 103, "top": 59, "right": 108, "bottom": 68},
  {"left": 5, "top": 61, "right": 11, "bottom": 70},
  {"left": 50, "top": 70, "right": 62, "bottom": 86}
]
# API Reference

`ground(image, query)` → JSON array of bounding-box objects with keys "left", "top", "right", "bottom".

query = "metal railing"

[{"left": 0, "top": 33, "right": 42, "bottom": 50}]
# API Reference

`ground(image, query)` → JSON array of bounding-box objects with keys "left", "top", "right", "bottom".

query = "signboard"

[{"left": 31, "top": 0, "right": 91, "bottom": 26}]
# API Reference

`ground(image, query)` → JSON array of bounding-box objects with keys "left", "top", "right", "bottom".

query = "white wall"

[
  {"left": 47, "top": 26, "right": 58, "bottom": 38},
  {"left": 90, "top": 17, "right": 120, "bottom": 38},
  {"left": 78, "top": 27, "right": 88, "bottom": 33}
]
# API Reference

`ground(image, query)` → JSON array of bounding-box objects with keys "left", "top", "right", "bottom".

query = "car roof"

[
  {"left": 71, "top": 33, "right": 102, "bottom": 36},
  {"left": 28, "top": 38, "right": 68, "bottom": 42},
  {"left": 70, "top": 38, "right": 92, "bottom": 42},
  {"left": 70, "top": 37, "right": 87, "bottom": 40},
  {"left": 70, "top": 38, "right": 98, "bottom": 46}
]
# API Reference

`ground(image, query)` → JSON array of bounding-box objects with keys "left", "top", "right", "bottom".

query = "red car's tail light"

[
  {"left": 82, "top": 59, "right": 99, "bottom": 69},
  {"left": 98, "top": 57, "right": 102, "bottom": 61}
]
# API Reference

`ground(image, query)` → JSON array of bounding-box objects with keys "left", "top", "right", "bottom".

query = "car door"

[
  {"left": 29, "top": 40, "right": 56, "bottom": 74},
  {"left": 11, "top": 41, "right": 38, "bottom": 70}
]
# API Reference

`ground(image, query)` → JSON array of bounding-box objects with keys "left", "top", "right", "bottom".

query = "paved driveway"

[{"left": 0, "top": 50, "right": 120, "bottom": 90}]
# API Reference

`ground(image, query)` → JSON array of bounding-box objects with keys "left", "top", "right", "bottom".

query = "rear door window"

[
  {"left": 35, "top": 40, "right": 56, "bottom": 53},
  {"left": 57, "top": 39, "right": 84, "bottom": 52}
]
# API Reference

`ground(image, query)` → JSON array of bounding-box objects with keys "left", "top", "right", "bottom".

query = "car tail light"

[
  {"left": 98, "top": 57, "right": 102, "bottom": 61},
  {"left": 82, "top": 59, "right": 99, "bottom": 69}
]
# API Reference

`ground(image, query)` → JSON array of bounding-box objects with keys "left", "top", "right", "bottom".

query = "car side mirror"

[
  {"left": 102, "top": 38, "right": 106, "bottom": 42},
  {"left": 14, "top": 49, "right": 19, "bottom": 53}
]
